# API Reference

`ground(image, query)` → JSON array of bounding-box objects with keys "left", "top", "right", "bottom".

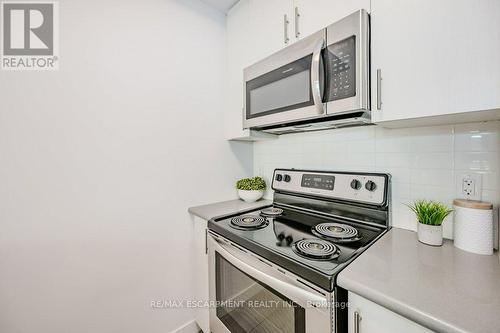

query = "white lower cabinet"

[
  {"left": 192, "top": 216, "right": 209, "bottom": 333},
  {"left": 348, "top": 292, "right": 432, "bottom": 333}
]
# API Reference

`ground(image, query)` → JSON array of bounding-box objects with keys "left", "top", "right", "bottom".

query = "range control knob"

[
  {"left": 350, "top": 179, "right": 362, "bottom": 190},
  {"left": 275, "top": 174, "right": 283, "bottom": 182},
  {"left": 276, "top": 233, "right": 285, "bottom": 246},
  {"left": 365, "top": 180, "right": 377, "bottom": 192},
  {"left": 284, "top": 174, "right": 291, "bottom": 182}
]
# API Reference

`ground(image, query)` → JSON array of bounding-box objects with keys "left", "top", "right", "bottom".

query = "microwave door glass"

[
  {"left": 246, "top": 55, "right": 314, "bottom": 119},
  {"left": 250, "top": 70, "right": 310, "bottom": 115}
]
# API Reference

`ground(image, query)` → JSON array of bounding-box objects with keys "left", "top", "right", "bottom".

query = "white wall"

[
  {"left": 254, "top": 122, "right": 500, "bottom": 242},
  {"left": 0, "top": 1, "right": 252, "bottom": 332}
]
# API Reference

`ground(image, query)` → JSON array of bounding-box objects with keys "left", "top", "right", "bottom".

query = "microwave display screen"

[
  {"left": 326, "top": 36, "right": 356, "bottom": 101},
  {"left": 301, "top": 174, "right": 335, "bottom": 190}
]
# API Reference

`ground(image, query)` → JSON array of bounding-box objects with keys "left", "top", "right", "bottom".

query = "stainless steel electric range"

[{"left": 208, "top": 169, "right": 391, "bottom": 333}]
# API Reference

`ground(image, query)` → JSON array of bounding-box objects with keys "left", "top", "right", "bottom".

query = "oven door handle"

[
  {"left": 210, "top": 235, "right": 327, "bottom": 308},
  {"left": 311, "top": 38, "right": 325, "bottom": 115}
]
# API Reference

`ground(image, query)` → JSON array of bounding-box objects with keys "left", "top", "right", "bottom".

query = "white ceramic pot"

[
  {"left": 417, "top": 223, "right": 443, "bottom": 246},
  {"left": 238, "top": 190, "right": 264, "bottom": 203}
]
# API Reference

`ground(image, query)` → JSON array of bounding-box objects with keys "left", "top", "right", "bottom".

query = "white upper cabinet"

[
  {"left": 224, "top": 0, "right": 252, "bottom": 140},
  {"left": 371, "top": 0, "right": 500, "bottom": 125},
  {"left": 293, "top": 0, "right": 370, "bottom": 38},
  {"left": 248, "top": 0, "right": 294, "bottom": 62}
]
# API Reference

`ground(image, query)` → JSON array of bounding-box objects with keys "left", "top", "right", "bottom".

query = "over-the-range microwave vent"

[{"left": 254, "top": 111, "right": 371, "bottom": 135}]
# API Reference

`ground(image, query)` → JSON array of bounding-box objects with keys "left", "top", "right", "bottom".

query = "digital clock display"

[{"left": 301, "top": 174, "right": 335, "bottom": 190}]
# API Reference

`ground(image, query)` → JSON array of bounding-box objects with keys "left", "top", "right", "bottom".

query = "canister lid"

[{"left": 453, "top": 199, "right": 493, "bottom": 210}]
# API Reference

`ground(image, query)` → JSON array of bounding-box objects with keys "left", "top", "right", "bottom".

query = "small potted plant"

[
  {"left": 236, "top": 177, "right": 266, "bottom": 203},
  {"left": 407, "top": 200, "right": 453, "bottom": 246}
]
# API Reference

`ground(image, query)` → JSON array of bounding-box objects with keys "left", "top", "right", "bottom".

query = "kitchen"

[{"left": 0, "top": 1, "right": 499, "bottom": 333}]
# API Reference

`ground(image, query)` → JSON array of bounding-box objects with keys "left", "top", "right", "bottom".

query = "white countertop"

[
  {"left": 188, "top": 199, "right": 272, "bottom": 220},
  {"left": 338, "top": 228, "right": 500, "bottom": 333}
]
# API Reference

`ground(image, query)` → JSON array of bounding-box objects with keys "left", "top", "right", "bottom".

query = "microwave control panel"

[{"left": 326, "top": 36, "right": 356, "bottom": 101}]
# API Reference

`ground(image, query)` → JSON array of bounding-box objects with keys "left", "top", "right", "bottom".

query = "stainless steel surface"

[
  {"left": 294, "top": 6, "right": 300, "bottom": 38},
  {"left": 284, "top": 14, "right": 290, "bottom": 44},
  {"left": 311, "top": 38, "right": 326, "bottom": 116},
  {"left": 245, "top": 29, "right": 326, "bottom": 81},
  {"left": 259, "top": 112, "right": 371, "bottom": 134},
  {"left": 376, "top": 69, "right": 382, "bottom": 110},
  {"left": 208, "top": 232, "right": 331, "bottom": 333},
  {"left": 244, "top": 10, "right": 371, "bottom": 133},
  {"left": 243, "top": 30, "right": 327, "bottom": 130},
  {"left": 354, "top": 311, "right": 361, "bottom": 333},
  {"left": 207, "top": 168, "right": 391, "bottom": 333},
  {"left": 272, "top": 169, "right": 388, "bottom": 206},
  {"left": 188, "top": 199, "right": 272, "bottom": 221},
  {"left": 273, "top": 192, "right": 390, "bottom": 228},
  {"left": 338, "top": 228, "right": 500, "bottom": 333},
  {"left": 325, "top": 9, "right": 370, "bottom": 116}
]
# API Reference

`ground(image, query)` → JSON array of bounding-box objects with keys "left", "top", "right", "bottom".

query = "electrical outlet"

[
  {"left": 457, "top": 173, "right": 482, "bottom": 200},
  {"left": 462, "top": 178, "right": 474, "bottom": 196}
]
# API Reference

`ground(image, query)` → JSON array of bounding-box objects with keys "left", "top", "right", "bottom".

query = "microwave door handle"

[
  {"left": 311, "top": 39, "right": 325, "bottom": 115},
  {"left": 210, "top": 235, "right": 327, "bottom": 308}
]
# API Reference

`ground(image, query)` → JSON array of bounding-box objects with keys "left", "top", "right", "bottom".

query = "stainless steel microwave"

[{"left": 243, "top": 10, "right": 370, "bottom": 134}]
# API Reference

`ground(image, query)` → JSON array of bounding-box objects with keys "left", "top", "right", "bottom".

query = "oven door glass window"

[
  {"left": 246, "top": 55, "right": 313, "bottom": 120},
  {"left": 215, "top": 253, "right": 305, "bottom": 333}
]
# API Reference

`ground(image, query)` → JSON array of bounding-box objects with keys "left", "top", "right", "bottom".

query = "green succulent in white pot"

[
  {"left": 407, "top": 200, "right": 453, "bottom": 246},
  {"left": 236, "top": 177, "right": 266, "bottom": 203}
]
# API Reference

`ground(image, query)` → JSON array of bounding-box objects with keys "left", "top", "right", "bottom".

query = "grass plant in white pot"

[
  {"left": 236, "top": 177, "right": 266, "bottom": 203},
  {"left": 407, "top": 200, "right": 453, "bottom": 246}
]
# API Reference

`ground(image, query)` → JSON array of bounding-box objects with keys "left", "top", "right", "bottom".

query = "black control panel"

[
  {"left": 326, "top": 36, "right": 356, "bottom": 101},
  {"left": 301, "top": 174, "right": 335, "bottom": 190}
]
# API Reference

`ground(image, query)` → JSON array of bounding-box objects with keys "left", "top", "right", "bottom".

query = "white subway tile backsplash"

[
  {"left": 455, "top": 122, "right": 500, "bottom": 152},
  {"left": 375, "top": 153, "right": 412, "bottom": 168},
  {"left": 455, "top": 152, "right": 499, "bottom": 171},
  {"left": 412, "top": 152, "right": 454, "bottom": 170},
  {"left": 410, "top": 169, "right": 455, "bottom": 187},
  {"left": 409, "top": 126, "right": 454, "bottom": 153},
  {"left": 254, "top": 121, "right": 500, "bottom": 239}
]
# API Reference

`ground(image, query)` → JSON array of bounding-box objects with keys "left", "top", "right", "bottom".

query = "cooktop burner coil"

[
  {"left": 260, "top": 207, "right": 284, "bottom": 217},
  {"left": 313, "top": 223, "right": 361, "bottom": 243},
  {"left": 292, "top": 239, "right": 340, "bottom": 260},
  {"left": 230, "top": 215, "right": 269, "bottom": 230}
]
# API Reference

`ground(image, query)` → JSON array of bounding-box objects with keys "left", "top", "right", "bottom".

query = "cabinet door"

[
  {"left": 293, "top": 0, "right": 370, "bottom": 39},
  {"left": 225, "top": 0, "right": 252, "bottom": 139},
  {"left": 371, "top": 0, "right": 500, "bottom": 124},
  {"left": 348, "top": 292, "right": 433, "bottom": 333},
  {"left": 248, "top": 0, "right": 294, "bottom": 62}
]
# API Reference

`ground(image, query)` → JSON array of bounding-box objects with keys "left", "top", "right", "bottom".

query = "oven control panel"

[{"left": 272, "top": 169, "right": 389, "bottom": 206}]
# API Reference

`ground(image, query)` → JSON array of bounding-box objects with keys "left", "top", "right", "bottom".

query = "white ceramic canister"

[{"left": 453, "top": 199, "right": 494, "bottom": 255}]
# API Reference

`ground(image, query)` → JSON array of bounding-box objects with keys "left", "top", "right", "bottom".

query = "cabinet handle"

[
  {"left": 205, "top": 228, "right": 208, "bottom": 254},
  {"left": 283, "top": 14, "right": 290, "bottom": 44},
  {"left": 376, "top": 69, "right": 382, "bottom": 110},
  {"left": 354, "top": 311, "right": 361, "bottom": 333},
  {"left": 294, "top": 7, "right": 300, "bottom": 38}
]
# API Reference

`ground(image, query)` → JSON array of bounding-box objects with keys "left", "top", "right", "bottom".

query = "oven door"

[
  {"left": 208, "top": 232, "right": 331, "bottom": 333},
  {"left": 243, "top": 29, "right": 326, "bottom": 129}
]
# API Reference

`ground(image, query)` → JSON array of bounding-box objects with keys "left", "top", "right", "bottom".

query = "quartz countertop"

[
  {"left": 338, "top": 228, "right": 500, "bottom": 333},
  {"left": 188, "top": 199, "right": 272, "bottom": 221}
]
